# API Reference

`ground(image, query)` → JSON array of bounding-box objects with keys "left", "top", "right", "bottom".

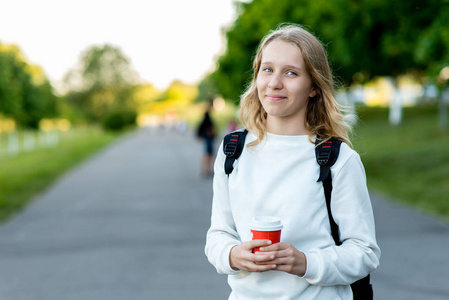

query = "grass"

[
  {"left": 352, "top": 104, "right": 449, "bottom": 221},
  {"left": 0, "top": 128, "right": 123, "bottom": 222}
]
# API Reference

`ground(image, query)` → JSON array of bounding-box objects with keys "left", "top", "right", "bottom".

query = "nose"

[{"left": 268, "top": 73, "right": 283, "bottom": 89}]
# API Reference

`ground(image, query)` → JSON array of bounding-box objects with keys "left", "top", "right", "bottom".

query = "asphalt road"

[{"left": 0, "top": 128, "right": 448, "bottom": 300}]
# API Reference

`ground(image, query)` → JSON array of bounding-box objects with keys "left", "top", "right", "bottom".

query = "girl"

[{"left": 205, "top": 24, "right": 380, "bottom": 299}]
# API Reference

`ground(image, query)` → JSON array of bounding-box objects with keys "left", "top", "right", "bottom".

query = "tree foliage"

[
  {"left": 63, "top": 44, "right": 139, "bottom": 122},
  {"left": 332, "top": 0, "right": 445, "bottom": 83},
  {"left": 414, "top": 1, "right": 449, "bottom": 82},
  {"left": 0, "top": 43, "right": 58, "bottom": 128},
  {"left": 146, "top": 80, "right": 198, "bottom": 116},
  {"left": 204, "top": 0, "right": 449, "bottom": 102}
]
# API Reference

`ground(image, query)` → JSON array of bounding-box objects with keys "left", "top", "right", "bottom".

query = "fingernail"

[{"left": 267, "top": 240, "right": 272, "bottom": 245}]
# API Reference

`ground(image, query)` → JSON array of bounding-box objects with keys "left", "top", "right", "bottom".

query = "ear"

[{"left": 309, "top": 87, "right": 317, "bottom": 98}]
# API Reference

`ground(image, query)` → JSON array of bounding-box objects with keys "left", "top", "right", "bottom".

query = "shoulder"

[
  {"left": 332, "top": 141, "right": 365, "bottom": 176},
  {"left": 337, "top": 141, "right": 360, "bottom": 163},
  {"left": 339, "top": 141, "right": 357, "bottom": 158}
]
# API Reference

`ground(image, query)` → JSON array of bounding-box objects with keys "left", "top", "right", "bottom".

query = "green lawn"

[
  {"left": 352, "top": 104, "right": 449, "bottom": 221},
  {"left": 0, "top": 128, "right": 123, "bottom": 222}
]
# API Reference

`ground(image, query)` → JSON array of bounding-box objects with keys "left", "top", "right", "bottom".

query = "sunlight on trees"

[{"left": 0, "top": 43, "right": 58, "bottom": 129}]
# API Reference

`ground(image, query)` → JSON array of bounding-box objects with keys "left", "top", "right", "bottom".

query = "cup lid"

[{"left": 249, "top": 216, "right": 283, "bottom": 231}]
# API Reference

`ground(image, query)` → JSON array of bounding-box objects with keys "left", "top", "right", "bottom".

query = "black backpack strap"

[
  {"left": 315, "top": 137, "right": 342, "bottom": 245},
  {"left": 223, "top": 129, "right": 248, "bottom": 175},
  {"left": 316, "top": 137, "right": 373, "bottom": 299}
]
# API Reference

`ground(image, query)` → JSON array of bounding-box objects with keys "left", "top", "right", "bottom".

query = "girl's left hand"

[{"left": 255, "top": 242, "right": 307, "bottom": 277}]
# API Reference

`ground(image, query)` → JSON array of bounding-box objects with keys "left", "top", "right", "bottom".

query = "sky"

[{"left": 0, "top": 0, "right": 238, "bottom": 91}]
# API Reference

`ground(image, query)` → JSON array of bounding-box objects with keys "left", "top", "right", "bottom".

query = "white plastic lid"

[{"left": 249, "top": 216, "right": 283, "bottom": 231}]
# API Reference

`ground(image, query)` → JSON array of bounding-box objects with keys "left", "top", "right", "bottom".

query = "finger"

[
  {"left": 255, "top": 247, "right": 294, "bottom": 265},
  {"left": 246, "top": 261, "right": 277, "bottom": 272},
  {"left": 248, "top": 239, "right": 272, "bottom": 249},
  {"left": 259, "top": 249, "right": 288, "bottom": 259},
  {"left": 240, "top": 254, "right": 277, "bottom": 272},
  {"left": 254, "top": 253, "right": 291, "bottom": 266},
  {"left": 253, "top": 252, "right": 276, "bottom": 262},
  {"left": 269, "top": 256, "right": 294, "bottom": 266},
  {"left": 242, "top": 240, "right": 272, "bottom": 253},
  {"left": 258, "top": 242, "right": 289, "bottom": 252},
  {"left": 254, "top": 260, "right": 277, "bottom": 266}
]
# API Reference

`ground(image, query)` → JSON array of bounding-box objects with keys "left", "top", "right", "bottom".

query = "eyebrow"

[{"left": 260, "top": 62, "right": 302, "bottom": 71}]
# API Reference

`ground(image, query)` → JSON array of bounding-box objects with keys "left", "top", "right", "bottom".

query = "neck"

[{"left": 266, "top": 116, "right": 310, "bottom": 136}]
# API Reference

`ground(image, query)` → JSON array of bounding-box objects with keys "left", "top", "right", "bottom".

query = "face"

[{"left": 256, "top": 39, "right": 316, "bottom": 130}]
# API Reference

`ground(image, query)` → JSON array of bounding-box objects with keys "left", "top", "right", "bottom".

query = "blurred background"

[
  {"left": 1, "top": 0, "right": 449, "bottom": 299},
  {"left": 1, "top": 0, "right": 448, "bottom": 224}
]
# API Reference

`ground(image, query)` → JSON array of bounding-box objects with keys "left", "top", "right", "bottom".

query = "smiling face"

[{"left": 256, "top": 39, "right": 316, "bottom": 134}]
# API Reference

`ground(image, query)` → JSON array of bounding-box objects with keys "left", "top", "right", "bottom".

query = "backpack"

[{"left": 223, "top": 129, "right": 373, "bottom": 300}]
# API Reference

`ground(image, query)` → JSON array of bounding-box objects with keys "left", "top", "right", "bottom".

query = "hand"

[
  {"left": 255, "top": 242, "right": 307, "bottom": 276},
  {"left": 229, "top": 240, "right": 277, "bottom": 272}
]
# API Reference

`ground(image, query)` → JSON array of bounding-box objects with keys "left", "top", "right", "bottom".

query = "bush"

[{"left": 102, "top": 110, "right": 137, "bottom": 131}]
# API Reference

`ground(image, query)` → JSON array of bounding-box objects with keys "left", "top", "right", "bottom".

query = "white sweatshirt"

[{"left": 205, "top": 131, "right": 380, "bottom": 300}]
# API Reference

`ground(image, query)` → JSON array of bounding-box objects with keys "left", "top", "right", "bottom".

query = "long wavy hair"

[{"left": 238, "top": 24, "right": 353, "bottom": 147}]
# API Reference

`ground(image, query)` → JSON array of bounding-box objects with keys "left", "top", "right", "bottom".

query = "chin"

[{"left": 265, "top": 111, "right": 288, "bottom": 118}]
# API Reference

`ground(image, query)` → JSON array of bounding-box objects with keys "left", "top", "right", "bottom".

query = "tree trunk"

[
  {"left": 438, "top": 86, "right": 448, "bottom": 130},
  {"left": 388, "top": 77, "right": 402, "bottom": 126}
]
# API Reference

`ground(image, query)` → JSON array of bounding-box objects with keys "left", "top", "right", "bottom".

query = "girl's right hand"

[{"left": 229, "top": 240, "right": 277, "bottom": 272}]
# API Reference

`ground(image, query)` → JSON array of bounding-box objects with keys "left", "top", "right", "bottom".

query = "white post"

[
  {"left": 439, "top": 87, "right": 448, "bottom": 129},
  {"left": 388, "top": 77, "right": 403, "bottom": 126},
  {"left": 39, "top": 130, "right": 47, "bottom": 147},
  {"left": 8, "top": 131, "right": 19, "bottom": 156},
  {"left": 50, "top": 130, "right": 59, "bottom": 146},
  {"left": 23, "top": 131, "right": 35, "bottom": 152}
]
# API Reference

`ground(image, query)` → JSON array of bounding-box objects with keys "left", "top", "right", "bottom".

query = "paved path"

[
  {"left": 0, "top": 129, "right": 448, "bottom": 299},
  {"left": 370, "top": 193, "right": 449, "bottom": 299}
]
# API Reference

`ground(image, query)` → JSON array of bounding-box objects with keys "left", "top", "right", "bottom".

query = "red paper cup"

[{"left": 249, "top": 216, "right": 283, "bottom": 253}]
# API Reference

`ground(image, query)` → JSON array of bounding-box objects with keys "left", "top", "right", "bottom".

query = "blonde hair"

[{"left": 238, "top": 24, "right": 352, "bottom": 147}]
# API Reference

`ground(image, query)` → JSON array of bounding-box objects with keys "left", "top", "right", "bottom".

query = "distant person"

[
  {"left": 205, "top": 24, "right": 380, "bottom": 299},
  {"left": 197, "top": 101, "right": 216, "bottom": 178}
]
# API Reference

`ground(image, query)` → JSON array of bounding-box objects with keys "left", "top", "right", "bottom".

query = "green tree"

[
  {"left": 195, "top": 75, "right": 218, "bottom": 103},
  {"left": 0, "top": 43, "right": 58, "bottom": 128},
  {"left": 209, "top": 0, "right": 294, "bottom": 102},
  {"left": 205, "top": 0, "right": 348, "bottom": 102},
  {"left": 63, "top": 44, "right": 139, "bottom": 122},
  {"left": 414, "top": 1, "right": 449, "bottom": 128},
  {"left": 0, "top": 44, "right": 28, "bottom": 119},
  {"left": 204, "top": 0, "right": 447, "bottom": 120},
  {"left": 335, "top": 0, "right": 445, "bottom": 125}
]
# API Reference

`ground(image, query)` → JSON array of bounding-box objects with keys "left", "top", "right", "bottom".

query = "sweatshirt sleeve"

[
  {"left": 302, "top": 148, "right": 381, "bottom": 286},
  {"left": 205, "top": 141, "right": 241, "bottom": 275}
]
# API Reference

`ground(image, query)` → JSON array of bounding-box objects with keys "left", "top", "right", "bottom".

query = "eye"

[
  {"left": 262, "top": 67, "right": 273, "bottom": 73},
  {"left": 287, "top": 71, "right": 297, "bottom": 76}
]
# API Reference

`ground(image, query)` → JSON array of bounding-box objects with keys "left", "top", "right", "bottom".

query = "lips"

[{"left": 266, "top": 94, "right": 287, "bottom": 102}]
